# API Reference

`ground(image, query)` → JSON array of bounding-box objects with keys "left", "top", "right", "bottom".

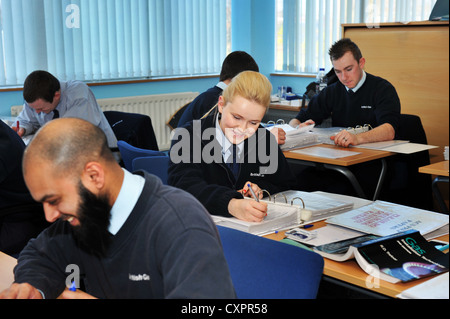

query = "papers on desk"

[
  {"left": 291, "top": 146, "right": 361, "bottom": 159},
  {"left": 397, "top": 272, "right": 449, "bottom": 299},
  {"left": 1, "top": 117, "right": 16, "bottom": 126},
  {"left": 357, "top": 140, "right": 438, "bottom": 154},
  {"left": 326, "top": 200, "right": 449, "bottom": 237},
  {"left": 274, "top": 123, "right": 438, "bottom": 155}
]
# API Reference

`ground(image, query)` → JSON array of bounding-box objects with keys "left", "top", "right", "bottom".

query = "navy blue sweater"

[
  {"left": 14, "top": 172, "right": 236, "bottom": 299},
  {"left": 296, "top": 73, "right": 401, "bottom": 134},
  {"left": 168, "top": 114, "right": 297, "bottom": 217},
  {"left": 178, "top": 86, "right": 223, "bottom": 127},
  {"left": 0, "top": 121, "right": 35, "bottom": 210}
]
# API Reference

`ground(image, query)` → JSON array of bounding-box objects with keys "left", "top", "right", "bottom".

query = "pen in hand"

[
  {"left": 69, "top": 281, "right": 77, "bottom": 292},
  {"left": 247, "top": 183, "right": 259, "bottom": 202}
]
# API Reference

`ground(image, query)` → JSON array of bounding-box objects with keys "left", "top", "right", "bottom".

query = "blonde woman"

[{"left": 168, "top": 71, "right": 297, "bottom": 222}]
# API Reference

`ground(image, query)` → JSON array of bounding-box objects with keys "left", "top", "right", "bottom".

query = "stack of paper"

[
  {"left": 326, "top": 200, "right": 449, "bottom": 237},
  {"left": 272, "top": 124, "right": 319, "bottom": 150}
]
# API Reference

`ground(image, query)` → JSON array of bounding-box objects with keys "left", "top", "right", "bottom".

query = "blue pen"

[
  {"left": 69, "top": 281, "right": 77, "bottom": 292},
  {"left": 247, "top": 183, "right": 259, "bottom": 202},
  {"left": 299, "top": 224, "right": 313, "bottom": 229}
]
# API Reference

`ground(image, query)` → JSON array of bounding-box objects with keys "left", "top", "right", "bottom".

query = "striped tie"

[{"left": 226, "top": 144, "right": 240, "bottom": 179}]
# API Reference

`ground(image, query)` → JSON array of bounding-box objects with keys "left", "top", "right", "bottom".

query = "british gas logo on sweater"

[{"left": 129, "top": 273, "right": 150, "bottom": 281}]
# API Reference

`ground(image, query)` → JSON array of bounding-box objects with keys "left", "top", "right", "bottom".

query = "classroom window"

[
  {"left": 0, "top": 0, "right": 231, "bottom": 87},
  {"left": 275, "top": 0, "right": 437, "bottom": 74}
]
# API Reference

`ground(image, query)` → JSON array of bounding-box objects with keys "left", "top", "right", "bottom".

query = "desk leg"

[
  {"left": 323, "top": 164, "right": 367, "bottom": 199},
  {"left": 372, "top": 158, "right": 387, "bottom": 201},
  {"left": 432, "top": 176, "right": 449, "bottom": 214}
]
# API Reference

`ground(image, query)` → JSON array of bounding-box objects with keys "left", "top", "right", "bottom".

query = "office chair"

[
  {"left": 381, "top": 114, "right": 433, "bottom": 210},
  {"left": 132, "top": 156, "right": 170, "bottom": 184},
  {"left": 104, "top": 111, "right": 159, "bottom": 151},
  {"left": 217, "top": 226, "right": 324, "bottom": 299},
  {"left": 117, "top": 140, "right": 166, "bottom": 172}
]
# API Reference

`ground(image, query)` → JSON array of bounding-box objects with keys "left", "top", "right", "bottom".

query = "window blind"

[
  {"left": 275, "top": 0, "right": 437, "bottom": 74},
  {"left": 0, "top": 0, "right": 229, "bottom": 86}
]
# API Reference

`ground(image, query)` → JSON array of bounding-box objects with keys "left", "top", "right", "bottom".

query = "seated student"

[
  {"left": 289, "top": 38, "right": 400, "bottom": 146},
  {"left": 168, "top": 71, "right": 298, "bottom": 222},
  {"left": 178, "top": 51, "right": 286, "bottom": 145},
  {"left": 288, "top": 38, "right": 401, "bottom": 198},
  {"left": 0, "top": 118, "right": 235, "bottom": 299},
  {"left": 0, "top": 121, "right": 48, "bottom": 256},
  {"left": 13, "top": 70, "right": 117, "bottom": 149},
  {"left": 178, "top": 51, "right": 259, "bottom": 128}
]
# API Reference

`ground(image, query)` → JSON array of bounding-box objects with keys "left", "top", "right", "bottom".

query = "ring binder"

[
  {"left": 291, "top": 197, "right": 305, "bottom": 209},
  {"left": 212, "top": 190, "right": 354, "bottom": 235},
  {"left": 258, "top": 189, "right": 271, "bottom": 201},
  {"left": 273, "top": 193, "right": 288, "bottom": 203},
  {"left": 345, "top": 124, "right": 372, "bottom": 135}
]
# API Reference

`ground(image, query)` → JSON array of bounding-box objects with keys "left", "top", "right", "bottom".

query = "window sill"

[
  {"left": 270, "top": 72, "right": 316, "bottom": 78},
  {"left": 0, "top": 74, "right": 219, "bottom": 92}
]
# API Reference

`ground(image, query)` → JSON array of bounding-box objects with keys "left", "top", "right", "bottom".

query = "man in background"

[
  {"left": 13, "top": 70, "right": 117, "bottom": 149},
  {"left": 178, "top": 51, "right": 260, "bottom": 127},
  {"left": 289, "top": 38, "right": 400, "bottom": 147},
  {"left": 289, "top": 38, "right": 402, "bottom": 201}
]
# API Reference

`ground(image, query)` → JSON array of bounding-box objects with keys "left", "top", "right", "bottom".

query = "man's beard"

[{"left": 72, "top": 182, "right": 112, "bottom": 257}]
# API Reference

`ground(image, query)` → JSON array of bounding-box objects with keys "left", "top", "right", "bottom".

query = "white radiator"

[
  {"left": 11, "top": 91, "right": 199, "bottom": 150},
  {"left": 97, "top": 92, "right": 198, "bottom": 150}
]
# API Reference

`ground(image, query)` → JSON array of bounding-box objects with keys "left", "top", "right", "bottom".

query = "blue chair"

[
  {"left": 117, "top": 140, "right": 165, "bottom": 172},
  {"left": 132, "top": 156, "right": 170, "bottom": 184},
  {"left": 217, "top": 226, "right": 324, "bottom": 299}
]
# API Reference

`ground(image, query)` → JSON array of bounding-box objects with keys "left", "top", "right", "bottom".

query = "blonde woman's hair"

[{"left": 202, "top": 71, "right": 272, "bottom": 118}]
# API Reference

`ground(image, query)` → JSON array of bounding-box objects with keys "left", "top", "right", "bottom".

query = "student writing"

[{"left": 168, "top": 71, "right": 297, "bottom": 222}]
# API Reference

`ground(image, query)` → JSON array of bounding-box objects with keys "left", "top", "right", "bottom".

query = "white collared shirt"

[
  {"left": 215, "top": 114, "right": 244, "bottom": 163},
  {"left": 108, "top": 169, "right": 145, "bottom": 235},
  {"left": 346, "top": 71, "right": 366, "bottom": 93},
  {"left": 216, "top": 81, "right": 228, "bottom": 91}
]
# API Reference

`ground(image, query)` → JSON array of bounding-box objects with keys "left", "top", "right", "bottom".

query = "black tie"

[
  {"left": 53, "top": 109, "right": 59, "bottom": 119},
  {"left": 348, "top": 89, "right": 354, "bottom": 96},
  {"left": 226, "top": 144, "right": 240, "bottom": 179}
]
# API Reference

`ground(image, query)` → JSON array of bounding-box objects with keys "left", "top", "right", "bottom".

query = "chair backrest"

[
  {"left": 396, "top": 114, "right": 428, "bottom": 145},
  {"left": 132, "top": 156, "right": 170, "bottom": 184},
  {"left": 104, "top": 111, "right": 159, "bottom": 151},
  {"left": 117, "top": 140, "right": 165, "bottom": 172},
  {"left": 383, "top": 114, "right": 433, "bottom": 210},
  {"left": 217, "top": 226, "right": 324, "bottom": 299}
]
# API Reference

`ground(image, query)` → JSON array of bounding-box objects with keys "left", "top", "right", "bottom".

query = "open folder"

[{"left": 212, "top": 190, "right": 354, "bottom": 235}]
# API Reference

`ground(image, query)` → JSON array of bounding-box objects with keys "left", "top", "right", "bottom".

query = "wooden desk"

[
  {"left": 283, "top": 144, "right": 393, "bottom": 200},
  {"left": 0, "top": 252, "right": 16, "bottom": 292},
  {"left": 265, "top": 221, "right": 449, "bottom": 298},
  {"left": 419, "top": 161, "right": 449, "bottom": 214},
  {"left": 419, "top": 160, "right": 449, "bottom": 177},
  {"left": 264, "top": 103, "right": 304, "bottom": 124}
]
